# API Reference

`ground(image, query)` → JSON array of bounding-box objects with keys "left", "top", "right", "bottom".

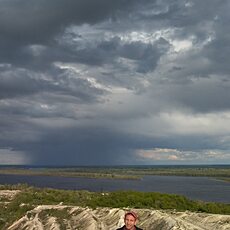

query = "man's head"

[{"left": 124, "top": 211, "right": 138, "bottom": 230}]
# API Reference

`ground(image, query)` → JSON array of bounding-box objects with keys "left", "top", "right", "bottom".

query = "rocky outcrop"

[
  {"left": 7, "top": 205, "right": 230, "bottom": 230},
  {"left": 0, "top": 190, "right": 20, "bottom": 201}
]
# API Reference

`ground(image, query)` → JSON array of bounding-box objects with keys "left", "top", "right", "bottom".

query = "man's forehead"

[{"left": 125, "top": 212, "right": 138, "bottom": 220}]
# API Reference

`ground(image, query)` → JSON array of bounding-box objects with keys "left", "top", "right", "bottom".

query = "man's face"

[{"left": 124, "top": 214, "right": 136, "bottom": 230}]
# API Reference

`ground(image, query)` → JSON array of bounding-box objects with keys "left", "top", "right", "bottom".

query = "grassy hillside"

[{"left": 0, "top": 184, "right": 230, "bottom": 229}]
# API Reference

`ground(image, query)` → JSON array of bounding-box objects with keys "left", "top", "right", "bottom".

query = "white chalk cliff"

[{"left": 7, "top": 205, "right": 230, "bottom": 230}]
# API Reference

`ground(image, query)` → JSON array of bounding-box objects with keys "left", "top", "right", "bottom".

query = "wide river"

[{"left": 0, "top": 174, "right": 229, "bottom": 203}]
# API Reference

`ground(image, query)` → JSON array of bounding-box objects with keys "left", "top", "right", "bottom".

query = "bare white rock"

[{"left": 6, "top": 205, "right": 230, "bottom": 230}]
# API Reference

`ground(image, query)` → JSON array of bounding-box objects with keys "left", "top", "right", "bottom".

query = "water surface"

[{"left": 0, "top": 174, "right": 229, "bottom": 203}]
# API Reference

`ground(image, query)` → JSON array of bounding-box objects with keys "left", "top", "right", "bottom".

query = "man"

[{"left": 117, "top": 211, "right": 143, "bottom": 230}]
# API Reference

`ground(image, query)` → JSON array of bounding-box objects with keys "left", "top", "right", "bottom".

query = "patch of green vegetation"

[
  {"left": 0, "top": 166, "right": 229, "bottom": 181},
  {"left": 0, "top": 199, "right": 33, "bottom": 229},
  {"left": 0, "top": 168, "right": 140, "bottom": 180},
  {"left": 0, "top": 197, "right": 10, "bottom": 202},
  {"left": 86, "top": 190, "right": 230, "bottom": 214},
  {"left": 0, "top": 184, "right": 229, "bottom": 229},
  {"left": 38, "top": 208, "right": 71, "bottom": 229},
  {"left": 0, "top": 183, "right": 28, "bottom": 190},
  {"left": 39, "top": 208, "right": 70, "bottom": 220}
]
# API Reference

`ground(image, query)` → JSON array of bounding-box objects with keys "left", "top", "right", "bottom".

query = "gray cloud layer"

[{"left": 0, "top": 0, "right": 230, "bottom": 165}]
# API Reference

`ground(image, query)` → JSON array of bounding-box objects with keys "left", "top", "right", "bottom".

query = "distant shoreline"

[{"left": 0, "top": 165, "right": 229, "bottom": 182}]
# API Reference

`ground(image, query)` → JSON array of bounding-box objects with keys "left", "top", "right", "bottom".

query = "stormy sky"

[{"left": 0, "top": 0, "right": 230, "bottom": 165}]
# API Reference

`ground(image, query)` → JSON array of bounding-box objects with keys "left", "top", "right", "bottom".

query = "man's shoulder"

[
  {"left": 116, "top": 227, "right": 124, "bottom": 230},
  {"left": 136, "top": 227, "right": 143, "bottom": 230},
  {"left": 116, "top": 226, "right": 143, "bottom": 230}
]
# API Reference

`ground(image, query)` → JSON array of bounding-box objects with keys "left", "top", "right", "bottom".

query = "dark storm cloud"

[
  {"left": 1, "top": 0, "right": 230, "bottom": 165},
  {"left": 0, "top": 0, "right": 171, "bottom": 74},
  {"left": 0, "top": 0, "right": 134, "bottom": 44},
  {"left": 0, "top": 0, "right": 138, "bottom": 68},
  {"left": 1, "top": 123, "right": 226, "bottom": 165},
  {"left": 201, "top": 4, "right": 230, "bottom": 76},
  {"left": 140, "top": 1, "right": 230, "bottom": 113},
  {"left": 0, "top": 66, "right": 105, "bottom": 101},
  {"left": 151, "top": 76, "right": 230, "bottom": 113},
  {"left": 63, "top": 36, "right": 170, "bottom": 73},
  {"left": 120, "top": 38, "right": 169, "bottom": 73},
  {"left": 170, "top": 1, "right": 230, "bottom": 77},
  {"left": 0, "top": 123, "right": 145, "bottom": 165}
]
